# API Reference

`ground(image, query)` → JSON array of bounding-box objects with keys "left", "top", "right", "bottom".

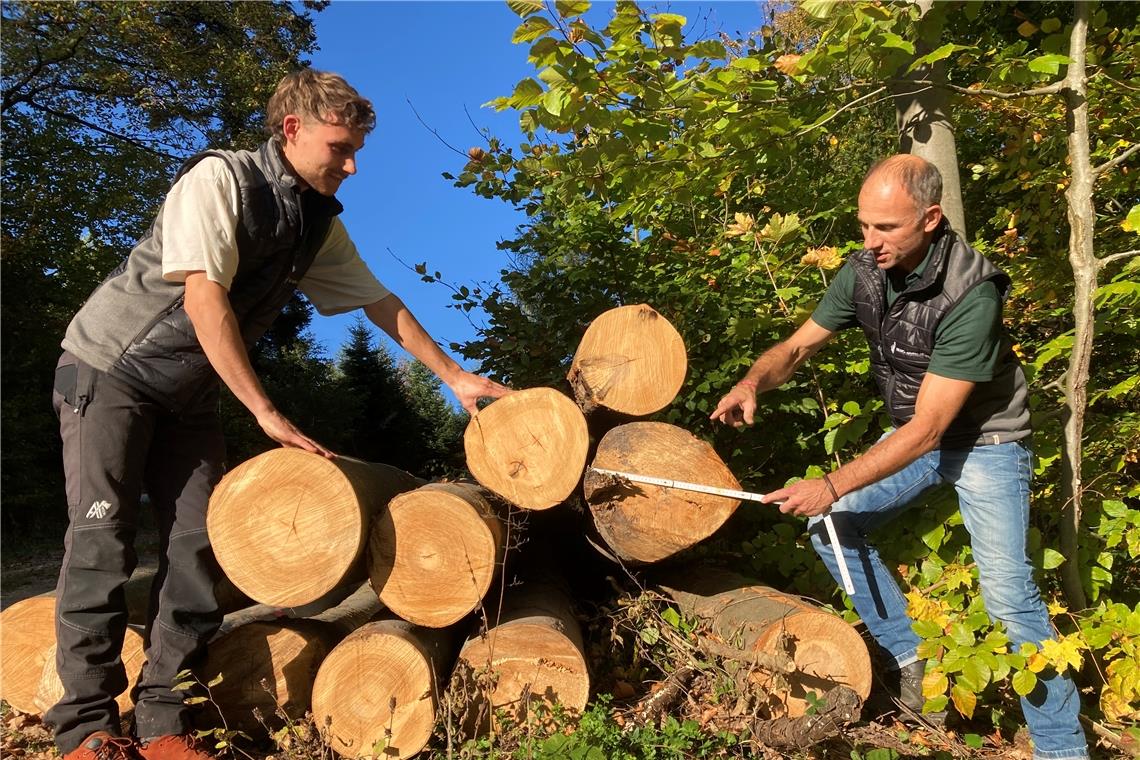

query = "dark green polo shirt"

[{"left": 811, "top": 250, "right": 1006, "bottom": 382}]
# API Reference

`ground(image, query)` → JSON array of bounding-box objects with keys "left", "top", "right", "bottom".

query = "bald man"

[{"left": 711, "top": 155, "right": 1087, "bottom": 759}]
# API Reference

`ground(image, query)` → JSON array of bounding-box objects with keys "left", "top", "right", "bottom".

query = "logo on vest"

[
  {"left": 85, "top": 500, "right": 112, "bottom": 519},
  {"left": 890, "top": 341, "right": 923, "bottom": 360}
]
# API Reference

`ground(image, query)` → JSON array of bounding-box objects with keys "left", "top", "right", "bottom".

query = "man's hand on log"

[
  {"left": 709, "top": 383, "right": 757, "bottom": 427},
  {"left": 451, "top": 371, "right": 511, "bottom": 416},
  {"left": 256, "top": 408, "right": 335, "bottom": 459},
  {"left": 762, "top": 477, "right": 835, "bottom": 517}
]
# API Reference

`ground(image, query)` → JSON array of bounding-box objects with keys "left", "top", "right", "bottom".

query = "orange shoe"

[
  {"left": 136, "top": 735, "right": 212, "bottom": 760},
  {"left": 63, "top": 732, "right": 138, "bottom": 760}
]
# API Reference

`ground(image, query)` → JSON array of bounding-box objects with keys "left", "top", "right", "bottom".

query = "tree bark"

[
  {"left": 583, "top": 422, "right": 741, "bottom": 563},
  {"left": 567, "top": 303, "right": 688, "bottom": 416},
  {"left": 312, "top": 618, "right": 454, "bottom": 760},
  {"left": 367, "top": 482, "right": 506, "bottom": 628},
  {"left": 207, "top": 450, "right": 422, "bottom": 608},
  {"left": 452, "top": 581, "right": 589, "bottom": 735},
  {"left": 1059, "top": 1, "right": 1093, "bottom": 611},
  {"left": 197, "top": 584, "right": 383, "bottom": 735},
  {"left": 891, "top": 5, "right": 968, "bottom": 236},
  {"left": 464, "top": 387, "right": 589, "bottom": 510},
  {"left": 661, "top": 572, "right": 871, "bottom": 718}
]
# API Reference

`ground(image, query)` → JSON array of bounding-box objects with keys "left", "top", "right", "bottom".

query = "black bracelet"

[{"left": 822, "top": 473, "right": 840, "bottom": 502}]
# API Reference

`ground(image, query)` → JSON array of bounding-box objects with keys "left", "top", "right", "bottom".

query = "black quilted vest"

[{"left": 850, "top": 220, "right": 1031, "bottom": 447}]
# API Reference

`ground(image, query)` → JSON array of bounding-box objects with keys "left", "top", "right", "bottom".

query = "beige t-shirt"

[{"left": 160, "top": 157, "right": 390, "bottom": 315}]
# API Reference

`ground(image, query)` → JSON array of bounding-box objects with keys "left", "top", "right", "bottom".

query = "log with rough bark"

[
  {"left": 567, "top": 304, "right": 687, "bottom": 416},
  {"left": 464, "top": 388, "right": 589, "bottom": 510},
  {"left": 583, "top": 422, "right": 741, "bottom": 563},
  {"left": 662, "top": 574, "right": 871, "bottom": 718},
  {"left": 198, "top": 584, "right": 382, "bottom": 735},
  {"left": 207, "top": 450, "right": 422, "bottom": 607},
  {"left": 312, "top": 618, "right": 453, "bottom": 760},
  {"left": 33, "top": 627, "right": 147, "bottom": 715},
  {"left": 368, "top": 482, "right": 505, "bottom": 628},
  {"left": 453, "top": 582, "right": 588, "bottom": 734}
]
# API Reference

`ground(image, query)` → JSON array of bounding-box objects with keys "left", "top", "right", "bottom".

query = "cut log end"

[
  {"left": 34, "top": 628, "right": 146, "bottom": 715},
  {"left": 368, "top": 483, "right": 504, "bottom": 628},
  {"left": 585, "top": 422, "right": 740, "bottom": 563},
  {"left": 312, "top": 623, "right": 437, "bottom": 760},
  {"left": 568, "top": 304, "right": 687, "bottom": 416},
  {"left": 0, "top": 596, "right": 58, "bottom": 715},
  {"left": 208, "top": 450, "right": 420, "bottom": 608},
  {"left": 464, "top": 388, "right": 589, "bottom": 510}
]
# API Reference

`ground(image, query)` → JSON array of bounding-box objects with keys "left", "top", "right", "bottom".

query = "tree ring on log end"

[
  {"left": 312, "top": 624, "right": 435, "bottom": 760},
  {"left": 0, "top": 596, "right": 57, "bottom": 715},
  {"left": 464, "top": 388, "right": 589, "bottom": 510},
  {"left": 368, "top": 483, "right": 503, "bottom": 627},
  {"left": 567, "top": 304, "right": 687, "bottom": 416}
]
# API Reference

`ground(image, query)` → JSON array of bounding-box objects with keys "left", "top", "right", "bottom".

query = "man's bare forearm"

[{"left": 363, "top": 294, "right": 461, "bottom": 383}]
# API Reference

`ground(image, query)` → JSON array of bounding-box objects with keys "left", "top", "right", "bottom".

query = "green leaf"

[
  {"left": 183, "top": 696, "right": 208, "bottom": 705},
  {"left": 1027, "top": 54, "right": 1070, "bottom": 75},
  {"left": 662, "top": 607, "right": 681, "bottom": 627},
  {"left": 1012, "top": 668, "right": 1038, "bottom": 696},
  {"left": 729, "top": 57, "right": 762, "bottom": 72},
  {"left": 1042, "top": 548, "right": 1066, "bottom": 569},
  {"left": 513, "top": 16, "right": 555, "bottom": 43},
  {"left": 543, "top": 87, "right": 570, "bottom": 116},
  {"left": 640, "top": 626, "right": 660, "bottom": 645},
  {"left": 879, "top": 32, "right": 915, "bottom": 55},
  {"left": 1122, "top": 204, "right": 1140, "bottom": 233},
  {"left": 507, "top": 0, "right": 544, "bottom": 18},
  {"left": 907, "top": 43, "right": 966, "bottom": 72},
  {"left": 841, "top": 400, "right": 861, "bottom": 416},
  {"left": 913, "top": 619, "right": 944, "bottom": 639},
  {"left": 921, "top": 523, "right": 946, "bottom": 550},
  {"left": 555, "top": 0, "right": 590, "bottom": 19},
  {"left": 964, "top": 734, "right": 984, "bottom": 749},
  {"left": 206, "top": 674, "right": 224, "bottom": 688},
  {"left": 1041, "top": 18, "right": 1062, "bottom": 33},
  {"left": 800, "top": 0, "right": 835, "bottom": 19}
]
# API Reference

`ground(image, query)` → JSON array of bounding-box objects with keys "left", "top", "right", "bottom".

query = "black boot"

[{"left": 885, "top": 660, "right": 947, "bottom": 726}]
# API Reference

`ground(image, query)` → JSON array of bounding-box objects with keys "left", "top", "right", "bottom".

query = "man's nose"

[
  {"left": 863, "top": 229, "right": 881, "bottom": 250},
  {"left": 343, "top": 157, "right": 357, "bottom": 175}
]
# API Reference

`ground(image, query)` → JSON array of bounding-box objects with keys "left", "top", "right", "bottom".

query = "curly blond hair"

[{"left": 266, "top": 69, "right": 375, "bottom": 139}]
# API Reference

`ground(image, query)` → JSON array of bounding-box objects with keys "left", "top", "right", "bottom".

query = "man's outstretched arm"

[{"left": 363, "top": 294, "right": 509, "bottom": 415}]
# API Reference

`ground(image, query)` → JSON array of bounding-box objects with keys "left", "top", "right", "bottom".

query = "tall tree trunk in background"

[
  {"left": 1059, "top": 1, "right": 1093, "bottom": 611},
  {"left": 891, "top": 0, "right": 968, "bottom": 236}
]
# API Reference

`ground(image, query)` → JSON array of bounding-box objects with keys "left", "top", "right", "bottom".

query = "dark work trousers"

[{"left": 47, "top": 353, "right": 226, "bottom": 753}]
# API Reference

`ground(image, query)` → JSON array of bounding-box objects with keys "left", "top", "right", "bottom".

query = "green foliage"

[{"left": 436, "top": 0, "right": 1140, "bottom": 731}]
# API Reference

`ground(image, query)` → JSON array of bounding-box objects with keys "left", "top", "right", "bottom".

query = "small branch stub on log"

[
  {"left": 368, "top": 482, "right": 505, "bottom": 628},
  {"left": 584, "top": 422, "right": 741, "bottom": 563},
  {"left": 464, "top": 388, "right": 589, "bottom": 510},
  {"left": 453, "top": 582, "right": 589, "bottom": 734},
  {"left": 663, "top": 574, "right": 871, "bottom": 718},
  {"left": 312, "top": 619, "right": 452, "bottom": 760},
  {"left": 207, "top": 450, "right": 422, "bottom": 607},
  {"left": 568, "top": 304, "right": 687, "bottom": 416}
]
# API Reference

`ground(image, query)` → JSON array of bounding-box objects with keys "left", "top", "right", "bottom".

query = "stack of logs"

[{"left": 1, "top": 304, "right": 869, "bottom": 758}]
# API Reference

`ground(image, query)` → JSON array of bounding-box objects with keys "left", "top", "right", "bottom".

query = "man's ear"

[
  {"left": 923, "top": 203, "right": 943, "bottom": 233},
  {"left": 281, "top": 114, "right": 302, "bottom": 143}
]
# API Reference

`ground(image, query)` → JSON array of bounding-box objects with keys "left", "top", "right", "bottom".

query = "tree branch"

[
  {"left": 796, "top": 86, "right": 888, "bottom": 137},
  {"left": 405, "top": 96, "right": 467, "bottom": 158},
  {"left": 1098, "top": 249, "right": 1139, "bottom": 269},
  {"left": 1092, "top": 143, "right": 1139, "bottom": 177},
  {"left": 25, "top": 99, "right": 179, "bottom": 160},
  {"left": 888, "top": 78, "right": 1065, "bottom": 100}
]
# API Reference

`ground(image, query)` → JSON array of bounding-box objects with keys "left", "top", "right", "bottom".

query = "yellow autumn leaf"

[
  {"left": 726, "top": 212, "right": 755, "bottom": 237},
  {"left": 801, "top": 245, "right": 843, "bottom": 270},
  {"left": 774, "top": 53, "right": 801, "bottom": 75},
  {"left": 1100, "top": 687, "right": 1140, "bottom": 724},
  {"left": 1017, "top": 20, "right": 1038, "bottom": 37},
  {"left": 756, "top": 212, "right": 801, "bottom": 244},
  {"left": 922, "top": 668, "right": 949, "bottom": 699},
  {"left": 1027, "top": 652, "right": 1049, "bottom": 673},
  {"left": 906, "top": 590, "right": 950, "bottom": 628},
  {"left": 1047, "top": 599, "right": 1068, "bottom": 615},
  {"left": 1040, "top": 636, "right": 1086, "bottom": 673},
  {"left": 951, "top": 684, "right": 977, "bottom": 718}
]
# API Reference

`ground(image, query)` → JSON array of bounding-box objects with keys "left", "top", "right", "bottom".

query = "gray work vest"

[
  {"left": 62, "top": 140, "right": 342, "bottom": 410},
  {"left": 850, "top": 221, "right": 1031, "bottom": 447}
]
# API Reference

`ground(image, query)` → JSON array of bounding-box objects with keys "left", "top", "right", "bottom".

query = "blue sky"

[{"left": 307, "top": 1, "right": 768, "bottom": 375}]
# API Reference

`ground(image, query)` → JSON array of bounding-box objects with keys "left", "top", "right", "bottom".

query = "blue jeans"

[{"left": 808, "top": 437, "right": 1087, "bottom": 760}]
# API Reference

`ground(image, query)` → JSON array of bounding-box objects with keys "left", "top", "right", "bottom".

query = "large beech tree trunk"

[
  {"left": 567, "top": 303, "right": 688, "bottom": 416},
  {"left": 464, "top": 387, "right": 589, "bottom": 510},
  {"left": 662, "top": 573, "right": 871, "bottom": 718},
  {"left": 207, "top": 450, "right": 422, "bottom": 607},
  {"left": 583, "top": 422, "right": 741, "bottom": 563},
  {"left": 368, "top": 482, "right": 505, "bottom": 628},
  {"left": 312, "top": 618, "right": 454, "bottom": 760},
  {"left": 197, "top": 584, "right": 382, "bottom": 734},
  {"left": 453, "top": 581, "right": 589, "bottom": 734}
]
